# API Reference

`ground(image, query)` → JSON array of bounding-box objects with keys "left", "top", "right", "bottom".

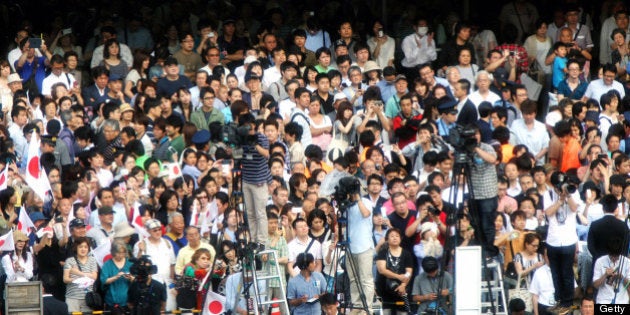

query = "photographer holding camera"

[
  {"left": 239, "top": 113, "right": 272, "bottom": 244},
  {"left": 542, "top": 171, "right": 579, "bottom": 314}
]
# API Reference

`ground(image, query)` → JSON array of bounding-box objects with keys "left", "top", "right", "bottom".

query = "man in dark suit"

[
  {"left": 41, "top": 273, "right": 68, "bottom": 315},
  {"left": 454, "top": 78, "right": 478, "bottom": 126},
  {"left": 588, "top": 194, "right": 629, "bottom": 263},
  {"left": 82, "top": 66, "right": 110, "bottom": 112}
]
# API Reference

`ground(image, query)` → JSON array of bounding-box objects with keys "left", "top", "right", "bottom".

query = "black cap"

[
  {"left": 437, "top": 100, "right": 458, "bottom": 114},
  {"left": 334, "top": 39, "right": 347, "bottom": 49},
  {"left": 192, "top": 129, "right": 211, "bottom": 145},
  {"left": 69, "top": 218, "right": 86, "bottom": 228},
  {"left": 223, "top": 17, "right": 236, "bottom": 25}
]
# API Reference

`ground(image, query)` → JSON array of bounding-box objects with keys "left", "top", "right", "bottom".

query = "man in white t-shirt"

[{"left": 287, "top": 218, "right": 322, "bottom": 277}]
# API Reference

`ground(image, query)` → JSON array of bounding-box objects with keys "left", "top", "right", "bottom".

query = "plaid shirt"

[
  {"left": 496, "top": 44, "right": 529, "bottom": 76},
  {"left": 469, "top": 142, "right": 498, "bottom": 199}
]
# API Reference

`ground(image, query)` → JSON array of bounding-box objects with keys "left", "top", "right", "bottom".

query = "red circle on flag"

[
  {"left": 0, "top": 173, "right": 6, "bottom": 186},
  {"left": 0, "top": 240, "right": 5, "bottom": 247},
  {"left": 28, "top": 157, "right": 40, "bottom": 177},
  {"left": 17, "top": 222, "right": 22, "bottom": 231},
  {"left": 173, "top": 166, "right": 180, "bottom": 175},
  {"left": 208, "top": 301, "right": 222, "bottom": 314}
]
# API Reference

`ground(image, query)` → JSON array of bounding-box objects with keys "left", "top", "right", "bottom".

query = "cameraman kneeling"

[{"left": 127, "top": 257, "right": 166, "bottom": 315}]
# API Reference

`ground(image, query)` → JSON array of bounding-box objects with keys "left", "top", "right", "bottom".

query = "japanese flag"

[
  {"left": 24, "top": 137, "right": 51, "bottom": 201},
  {"left": 93, "top": 240, "right": 112, "bottom": 267},
  {"left": 167, "top": 163, "right": 183, "bottom": 180},
  {"left": 17, "top": 207, "right": 35, "bottom": 236},
  {"left": 0, "top": 163, "right": 8, "bottom": 191},
  {"left": 0, "top": 230, "right": 15, "bottom": 251},
  {"left": 202, "top": 291, "right": 226, "bottom": 315},
  {"left": 130, "top": 203, "right": 149, "bottom": 238}
]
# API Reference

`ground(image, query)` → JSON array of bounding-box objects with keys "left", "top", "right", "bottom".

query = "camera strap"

[{"left": 304, "top": 238, "right": 316, "bottom": 255}]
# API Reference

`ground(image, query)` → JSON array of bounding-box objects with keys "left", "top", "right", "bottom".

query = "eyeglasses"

[
  {"left": 197, "top": 196, "right": 208, "bottom": 199},
  {"left": 529, "top": 243, "right": 539, "bottom": 248}
]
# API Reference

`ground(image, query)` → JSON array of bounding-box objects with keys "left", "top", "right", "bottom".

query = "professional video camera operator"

[
  {"left": 239, "top": 113, "right": 272, "bottom": 244},
  {"left": 454, "top": 124, "right": 499, "bottom": 260},
  {"left": 337, "top": 176, "right": 376, "bottom": 315},
  {"left": 127, "top": 256, "right": 166, "bottom": 315},
  {"left": 543, "top": 171, "right": 579, "bottom": 314}
]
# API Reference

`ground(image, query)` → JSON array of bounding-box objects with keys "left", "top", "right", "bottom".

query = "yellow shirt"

[{"left": 174, "top": 241, "right": 216, "bottom": 275}]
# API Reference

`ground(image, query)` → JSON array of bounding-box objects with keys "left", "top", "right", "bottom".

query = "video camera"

[
  {"left": 129, "top": 255, "right": 157, "bottom": 282},
  {"left": 333, "top": 176, "right": 362, "bottom": 210},
  {"left": 222, "top": 123, "right": 256, "bottom": 159},
  {"left": 447, "top": 125, "right": 478, "bottom": 154}
]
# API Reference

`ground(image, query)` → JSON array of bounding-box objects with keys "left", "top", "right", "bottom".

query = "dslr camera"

[{"left": 551, "top": 172, "right": 577, "bottom": 194}]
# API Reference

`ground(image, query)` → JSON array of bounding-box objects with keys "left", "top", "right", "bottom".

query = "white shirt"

[
  {"left": 133, "top": 237, "right": 176, "bottom": 284},
  {"left": 529, "top": 265, "right": 555, "bottom": 306},
  {"left": 41, "top": 72, "right": 76, "bottom": 96},
  {"left": 279, "top": 98, "right": 296, "bottom": 121},
  {"left": 468, "top": 90, "right": 501, "bottom": 108},
  {"left": 593, "top": 255, "right": 630, "bottom": 304},
  {"left": 287, "top": 237, "right": 322, "bottom": 276},
  {"left": 510, "top": 119, "right": 550, "bottom": 165},
  {"left": 401, "top": 33, "right": 437, "bottom": 68},
  {"left": 542, "top": 189, "right": 578, "bottom": 247},
  {"left": 262, "top": 67, "right": 281, "bottom": 88},
  {"left": 8, "top": 123, "right": 26, "bottom": 161},
  {"left": 583, "top": 78, "right": 626, "bottom": 103},
  {"left": 290, "top": 107, "right": 312, "bottom": 147},
  {"left": 367, "top": 36, "right": 396, "bottom": 69}
]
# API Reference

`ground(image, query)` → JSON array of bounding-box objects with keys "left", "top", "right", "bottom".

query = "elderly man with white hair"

[{"left": 468, "top": 70, "right": 501, "bottom": 109}]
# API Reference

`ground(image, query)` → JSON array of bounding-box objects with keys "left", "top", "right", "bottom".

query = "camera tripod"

[
  {"left": 328, "top": 198, "right": 371, "bottom": 315},
  {"left": 446, "top": 152, "right": 501, "bottom": 315}
]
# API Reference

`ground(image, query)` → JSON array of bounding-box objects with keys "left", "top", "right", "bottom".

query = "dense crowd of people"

[{"left": 3, "top": 0, "right": 630, "bottom": 315}]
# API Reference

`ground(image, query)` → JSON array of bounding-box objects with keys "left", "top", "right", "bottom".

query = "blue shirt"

[
  {"left": 376, "top": 80, "right": 396, "bottom": 105},
  {"left": 286, "top": 272, "right": 327, "bottom": 315},
  {"left": 552, "top": 56, "right": 567, "bottom": 89},
  {"left": 15, "top": 56, "right": 46, "bottom": 93},
  {"left": 347, "top": 198, "right": 374, "bottom": 254},
  {"left": 100, "top": 258, "right": 133, "bottom": 306},
  {"left": 556, "top": 79, "right": 588, "bottom": 100}
]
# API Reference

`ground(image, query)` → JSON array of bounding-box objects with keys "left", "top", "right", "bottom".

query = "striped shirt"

[
  {"left": 242, "top": 133, "right": 272, "bottom": 185},
  {"left": 64, "top": 256, "right": 99, "bottom": 299}
]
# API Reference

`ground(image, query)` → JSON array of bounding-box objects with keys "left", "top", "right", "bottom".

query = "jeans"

[
  {"left": 547, "top": 243, "right": 575, "bottom": 307},
  {"left": 472, "top": 197, "right": 499, "bottom": 257}
]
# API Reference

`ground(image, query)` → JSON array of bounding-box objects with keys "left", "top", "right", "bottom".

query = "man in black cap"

[
  {"left": 435, "top": 99, "right": 458, "bottom": 138},
  {"left": 40, "top": 134, "right": 61, "bottom": 169},
  {"left": 63, "top": 218, "right": 97, "bottom": 258},
  {"left": 411, "top": 256, "right": 452, "bottom": 314},
  {"left": 191, "top": 129, "right": 211, "bottom": 151},
  {"left": 156, "top": 57, "right": 192, "bottom": 98},
  {"left": 218, "top": 17, "right": 247, "bottom": 71}
]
